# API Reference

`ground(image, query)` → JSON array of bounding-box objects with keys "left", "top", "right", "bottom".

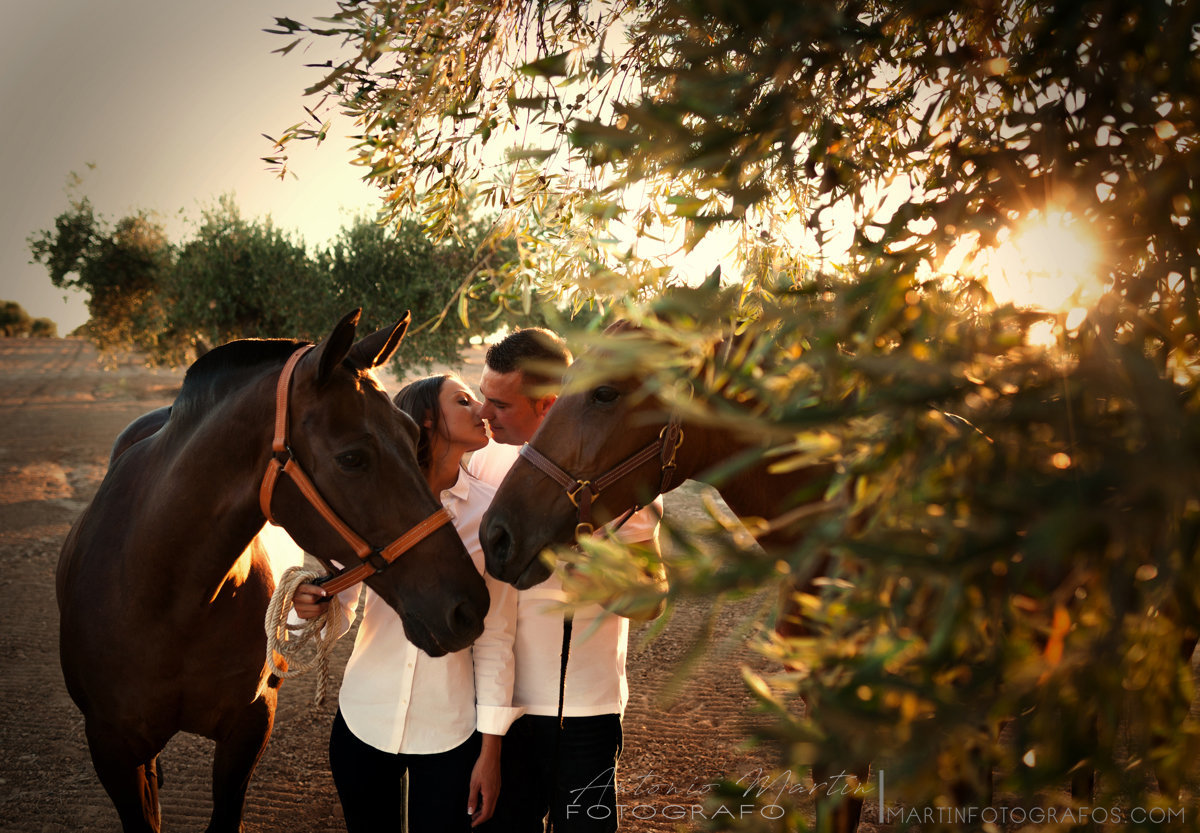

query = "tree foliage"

[
  {"left": 165, "top": 195, "right": 317, "bottom": 360},
  {"left": 0, "top": 301, "right": 56, "bottom": 338},
  {"left": 28, "top": 197, "right": 172, "bottom": 354},
  {"left": 275, "top": 0, "right": 1200, "bottom": 826},
  {"left": 314, "top": 208, "right": 526, "bottom": 365},
  {"left": 28, "top": 194, "right": 518, "bottom": 367}
]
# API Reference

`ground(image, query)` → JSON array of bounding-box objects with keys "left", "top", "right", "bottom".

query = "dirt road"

[{"left": 0, "top": 338, "right": 816, "bottom": 832}]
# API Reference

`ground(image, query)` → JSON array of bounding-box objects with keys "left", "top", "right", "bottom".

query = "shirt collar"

[{"left": 443, "top": 465, "right": 473, "bottom": 502}]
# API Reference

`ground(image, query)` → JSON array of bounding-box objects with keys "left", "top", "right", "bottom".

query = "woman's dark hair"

[{"left": 393, "top": 374, "right": 455, "bottom": 472}]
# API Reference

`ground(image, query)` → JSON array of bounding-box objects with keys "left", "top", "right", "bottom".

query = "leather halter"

[
  {"left": 258, "top": 345, "right": 452, "bottom": 595},
  {"left": 519, "top": 419, "right": 683, "bottom": 537}
]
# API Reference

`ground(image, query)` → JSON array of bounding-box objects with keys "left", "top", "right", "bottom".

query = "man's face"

[{"left": 478, "top": 367, "right": 554, "bottom": 445}]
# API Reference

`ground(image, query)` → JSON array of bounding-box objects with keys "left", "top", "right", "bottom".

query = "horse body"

[
  {"left": 58, "top": 310, "right": 490, "bottom": 833},
  {"left": 59, "top": 375, "right": 283, "bottom": 722}
]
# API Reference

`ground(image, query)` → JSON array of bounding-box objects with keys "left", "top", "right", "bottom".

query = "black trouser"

[
  {"left": 329, "top": 708, "right": 481, "bottom": 833},
  {"left": 480, "top": 713, "right": 623, "bottom": 833}
]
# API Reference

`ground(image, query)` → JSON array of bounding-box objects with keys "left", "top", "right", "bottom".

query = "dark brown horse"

[
  {"left": 480, "top": 320, "right": 867, "bottom": 830},
  {"left": 57, "top": 310, "right": 490, "bottom": 833}
]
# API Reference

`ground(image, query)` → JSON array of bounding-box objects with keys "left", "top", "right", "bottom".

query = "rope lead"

[{"left": 264, "top": 566, "right": 344, "bottom": 705}]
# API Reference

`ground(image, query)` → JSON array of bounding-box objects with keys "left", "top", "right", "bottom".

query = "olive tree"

[
  {"left": 0, "top": 302, "right": 32, "bottom": 337},
  {"left": 164, "top": 194, "right": 318, "bottom": 356},
  {"left": 29, "top": 317, "right": 58, "bottom": 338},
  {"left": 279, "top": 0, "right": 1200, "bottom": 823},
  {"left": 28, "top": 198, "right": 172, "bottom": 355},
  {"left": 0, "top": 302, "right": 53, "bottom": 337},
  {"left": 311, "top": 212, "right": 526, "bottom": 369}
]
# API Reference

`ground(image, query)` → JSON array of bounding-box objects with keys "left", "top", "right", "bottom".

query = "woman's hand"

[
  {"left": 468, "top": 733, "right": 502, "bottom": 827},
  {"left": 291, "top": 583, "right": 330, "bottom": 620}
]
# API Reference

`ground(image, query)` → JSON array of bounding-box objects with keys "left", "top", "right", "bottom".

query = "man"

[{"left": 470, "top": 327, "right": 666, "bottom": 833}]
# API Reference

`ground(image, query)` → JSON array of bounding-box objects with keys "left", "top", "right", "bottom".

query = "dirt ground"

[{"left": 0, "top": 338, "right": 863, "bottom": 833}]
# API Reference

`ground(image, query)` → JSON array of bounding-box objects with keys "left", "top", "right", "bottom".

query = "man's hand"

[{"left": 468, "top": 733, "right": 502, "bottom": 826}]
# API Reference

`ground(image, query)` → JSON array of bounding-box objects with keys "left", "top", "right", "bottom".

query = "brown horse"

[
  {"left": 480, "top": 320, "right": 868, "bottom": 830},
  {"left": 57, "top": 310, "right": 490, "bottom": 833},
  {"left": 481, "top": 320, "right": 837, "bottom": 587}
]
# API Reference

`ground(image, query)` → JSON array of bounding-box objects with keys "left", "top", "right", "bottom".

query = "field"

[{"left": 0, "top": 338, "right": 851, "bottom": 832}]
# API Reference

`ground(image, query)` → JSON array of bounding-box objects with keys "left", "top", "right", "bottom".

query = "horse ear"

[
  {"left": 348, "top": 311, "right": 412, "bottom": 370},
  {"left": 314, "top": 309, "right": 363, "bottom": 387}
]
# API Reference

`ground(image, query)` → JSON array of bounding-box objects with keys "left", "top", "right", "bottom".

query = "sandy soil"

[{"left": 0, "top": 337, "right": 856, "bottom": 832}]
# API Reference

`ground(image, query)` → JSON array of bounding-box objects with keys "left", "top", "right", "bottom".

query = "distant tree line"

[
  {"left": 0, "top": 301, "right": 56, "bottom": 338},
  {"left": 27, "top": 193, "right": 533, "bottom": 366}
]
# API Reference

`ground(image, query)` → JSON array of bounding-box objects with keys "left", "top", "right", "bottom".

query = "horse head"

[
  {"left": 266, "top": 309, "right": 489, "bottom": 655},
  {"left": 483, "top": 320, "right": 691, "bottom": 588}
]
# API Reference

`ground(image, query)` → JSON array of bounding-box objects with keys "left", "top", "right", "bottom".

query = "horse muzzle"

[
  {"left": 400, "top": 589, "right": 488, "bottom": 657},
  {"left": 481, "top": 513, "right": 554, "bottom": 590}
]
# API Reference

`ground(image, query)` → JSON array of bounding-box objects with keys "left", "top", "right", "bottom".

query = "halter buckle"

[
  {"left": 566, "top": 480, "right": 595, "bottom": 508},
  {"left": 659, "top": 424, "right": 684, "bottom": 452},
  {"left": 365, "top": 548, "right": 391, "bottom": 573}
]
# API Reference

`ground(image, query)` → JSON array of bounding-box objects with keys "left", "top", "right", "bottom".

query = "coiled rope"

[{"left": 264, "top": 566, "right": 344, "bottom": 705}]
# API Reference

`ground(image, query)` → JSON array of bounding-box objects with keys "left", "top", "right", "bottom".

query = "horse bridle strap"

[
  {"left": 258, "top": 345, "right": 452, "bottom": 594},
  {"left": 519, "top": 418, "right": 683, "bottom": 536},
  {"left": 312, "top": 508, "right": 453, "bottom": 596}
]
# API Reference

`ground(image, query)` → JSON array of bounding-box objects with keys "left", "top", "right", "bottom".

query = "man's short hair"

[{"left": 484, "top": 327, "right": 572, "bottom": 389}]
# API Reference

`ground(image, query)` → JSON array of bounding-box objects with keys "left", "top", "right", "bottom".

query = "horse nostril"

[
  {"left": 484, "top": 521, "right": 512, "bottom": 577},
  {"left": 448, "top": 597, "right": 484, "bottom": 638}
]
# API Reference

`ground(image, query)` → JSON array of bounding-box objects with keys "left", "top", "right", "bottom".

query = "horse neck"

[
  {"left": 678, "top": 420, "right": 824, "bottom": 530},
  {"left": 145, "top": 374, "right": 277, "bottom": 590}
]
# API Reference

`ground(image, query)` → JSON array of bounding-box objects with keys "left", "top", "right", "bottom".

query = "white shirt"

[
  {"left": 468, "top": 441, "right": 660, "bottom": 718},
  {"left": 332, "top": 466, "right": 522, "bottom": 754}
]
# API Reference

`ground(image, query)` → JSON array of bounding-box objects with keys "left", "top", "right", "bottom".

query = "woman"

[{"left": 292, "top": 373, "right": 520, "bottom": 832}]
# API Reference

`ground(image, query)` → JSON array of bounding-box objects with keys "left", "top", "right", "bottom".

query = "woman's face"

[{"left": 433, "top": 378, "right": 488, "bottom": 452}]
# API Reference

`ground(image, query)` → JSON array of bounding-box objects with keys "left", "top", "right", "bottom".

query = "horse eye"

[
  {"left": 591, "top": 386, "right": 620, "bottom": 405},
  {"left": 336, "top": 451, "right": 367, "bottom": 471}
]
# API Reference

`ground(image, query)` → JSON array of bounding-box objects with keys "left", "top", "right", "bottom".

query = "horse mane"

[
  {"left": 172, "top": 338, "right": 308, "bottom": 425},
  {"left": 599, "top": 316, "right": 736, "bottom": 368}
]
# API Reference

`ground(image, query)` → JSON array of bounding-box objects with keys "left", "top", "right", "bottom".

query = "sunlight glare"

[
  {"left": 943, "top": 210, "right": 1108, "bottom": 347},
  {"left": 984, "top": 211, "right": 1105, "bottom": 315}
]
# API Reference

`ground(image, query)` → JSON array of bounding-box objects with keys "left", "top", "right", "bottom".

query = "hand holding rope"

[{"left": 265, "top": 566, "right": 345, "bottom": 706}]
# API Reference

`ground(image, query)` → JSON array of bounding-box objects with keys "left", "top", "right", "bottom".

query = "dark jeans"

[
  {"left": 329, "top": 708, "right": 481, "bottom": 833},
  {"left": 481, "top": 713, "right": 623, "bottom": 833}
]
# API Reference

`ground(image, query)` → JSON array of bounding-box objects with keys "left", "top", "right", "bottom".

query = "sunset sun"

[{"left": 982, "top": 210, "right": 1106, "bottom": 321}]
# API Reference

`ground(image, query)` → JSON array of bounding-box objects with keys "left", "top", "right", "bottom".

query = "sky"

[
  {"left": 0, "top": 2, "right": 1100, "bottom": 339},
  {"left": 0, "top": 0, "right": 756, "bottom": 338},
  {"left": 1, "top": 0, "right": 381, "bottom": 333}
]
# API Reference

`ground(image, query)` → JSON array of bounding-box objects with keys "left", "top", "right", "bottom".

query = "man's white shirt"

[{"left": 467, "top": 441, "right": 661, "bottom": 718}]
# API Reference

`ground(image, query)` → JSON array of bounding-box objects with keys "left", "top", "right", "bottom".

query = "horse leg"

[
  {"left": 84, "top": 719, "right": 163, "bottom": 833},
  {"left": 205, "top": 684, "right": 278, "bottom": 833}
]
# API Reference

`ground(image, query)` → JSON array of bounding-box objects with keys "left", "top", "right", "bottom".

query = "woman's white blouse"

[{"left": 332, "top": 467, "right": 521, "bottom": 755}]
